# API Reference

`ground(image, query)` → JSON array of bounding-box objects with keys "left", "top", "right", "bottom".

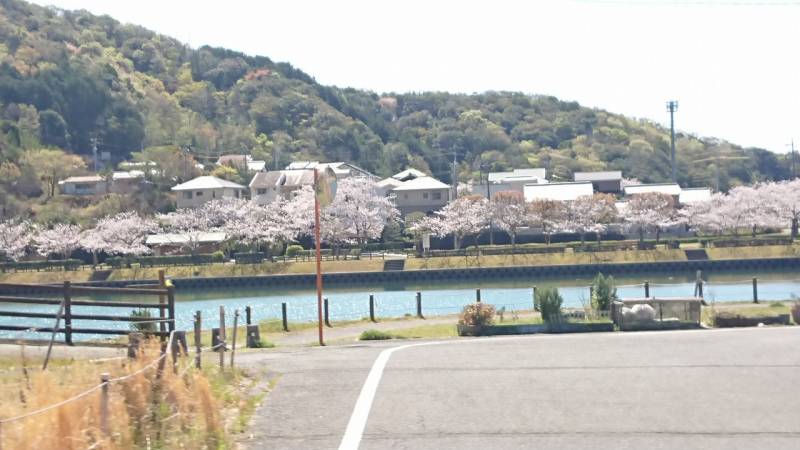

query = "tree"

[
  {"left": 158, "top": 207, "right": 211, "bottom": 255},
  {"left": 224, "top": 199, "right": 298, "bottom": 254},
  {"left": 565, "top": 194, "right": 618, "bottom": 244},
  {"left": 35, "top": 223, "right": 82, "bottom": 259},
  {"left": 425, "top": 195, "right": 489, "bottom": 249},
  {"left": 491, "top": 191, "right": 529, "bottom": 249},
  {"left": 528, "top": 199, "right": 564, "bottom": 245},
  {"left": 762, "top": 179, "right": 800, "bottom": 239},
  {"left": 0, "top": 220, "right": 34, "bottom": 261},
  {"left": 324, "top": 177, "right": 400, "bottom": 247},
  {"left": 82, "top": 212, "right": 158, "bottom": 264},
  {"left": 132, "top": 146, "right": 199, "bottom": 187},
  {"left": 623, "top": 192, "right": 677, "bottom": 244},
  {"left": 20, "top": 148, "right": 86, "bottom": 198}
]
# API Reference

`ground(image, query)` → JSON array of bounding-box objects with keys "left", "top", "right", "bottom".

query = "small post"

[
  {"left": 194, "top": 311, "right": 202, "bottom": 369},
  {"left": 476, "top": 288, "right": 481, "bottom": 302},
  {"left": 230, "top": 310, "right": 239, "bottom": 368},
  {"left": 324, "top": 298, "right": 331, "bottom": 327},
  {"left": 644, "top": 281, "right": 650, "bottom": 298},
  {"left": 166, "top": 285, "right": 176, "bottom": 334},
  {"left": 246, "top": 325, "right": 261, "bottom": 348},
  {"left": 219, "top": 305, "right": 226, "bottom": 370},
  {"left": 369, "top": 294, "right": 376, "bottom": 322},
  {"left": 158, "top": 270, "right": 167, "bottom": 339},
  {"left": 100, "top": 373, "right": 110, "bottom": 436},
  {"left": 246, "top": 306, "right": 252, "bottom": 325},
  {"left": 589, "top": 286, "right": 594, "bottom": 300},
  {"left": 532, "top": 286, "right": 538, "bottom": 311},
  {"left": 752, "top": 277, "right": 759, "bottom": 304},
  {"left": 127, "top": 332, "right": 144, "bottom": 359},
  {"left": 64, "top": 280, "right": 72, "bottom": 345},
  {"left": 171, "top": 331, "right": 187, "bottom": 374},
  {"left": 416, "top": 292, "right": 424, "bottom": 319},
  {"left": 281, "top": 302, "right": 289, "bottom": 332}
]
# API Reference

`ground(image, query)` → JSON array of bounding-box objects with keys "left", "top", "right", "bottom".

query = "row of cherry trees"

[
  {"left": 2, "top": 178, "right": 799, "bottom": 261},
  {"left": 414, "top": 178, "right": 800, "bottom": 249},
  {"left": 0, "top": 177, "right": 399, "bottom": 261}
]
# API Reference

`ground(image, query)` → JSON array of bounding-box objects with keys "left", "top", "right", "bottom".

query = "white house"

[
  {"left": 623, "top": 183, "right": 682, "bottom": 197},
  {"left": 249, "top": 169, "right": 315, "bottom": 205},
  {"left": 285, "top": 161, "right": 375, "bottom": 179},
  {"left": 573, "top": 171, "right": 623, "bottom": 194},
  {"left": 171, "top": 176, "right": 246, "bottom": 209},
  {"left": 390, "top": 176, "right": 451, "bottom": 216},
  {"left": 58, "top": 171, "right": 144, "bottom": 196},
  {"left": 523, "top": 181, "right": 594, "bottom": 202},
  {"left": 678, "top": 187, "right": 712, "bottom": 205}
]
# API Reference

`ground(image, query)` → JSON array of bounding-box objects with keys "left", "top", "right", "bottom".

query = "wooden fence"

[{"left": 0, "top": 279, "right": 175, "bottom": 344}]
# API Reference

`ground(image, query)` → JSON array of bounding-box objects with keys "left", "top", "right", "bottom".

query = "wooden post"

[
  {"left": 219, "top": 305, "right": 226, "bottom": 370},
  {"left": 166, "top": 285, "right": 176, "bottom": 334},
  {"left": 369, "top": 295, "right": 375, "bottom": 322},
  {"left": 127, "top": 332, "right": 144, "bottom": 359},
  {"left": 644, "top": 281, "right": 650, "bottom": 298},
  {"left": 158, "top": 270, "right": 167, "bottom": 339},
  {"left": 99, "top": 373, "right": 110, "bottom": 436},
  {"left": 324, "top": 298, "right": 331, "bottom": 327},
  {"left": 281, "top": 302, "right": 289, "bottom": 332},
  {"left": 475, "top": 288, "right": 481, "bottom": 302},
  {"left": 246, "top": 325, "right": 261, "bottom": 348},
  {"left": 589, "top": 286, "right": 594, "bottom": 300},
  {"left": 194, "top": 311, "right": 201, "bottom": 369},
  {"left": 43, "top": 281, "right": 69, "bottom": 369},
  {"left": 246, "top": 306, "right": 252, "bottom": 325},
  {"left": 532, "top": 286, "right": 538, "bottom": 311},
  {"left": 753, "top": 277, "right": 759, "bottom": 304},
  {"left": 63, "top": 280, "right": 72, "bottom": 345},
  {"left": 230, "top": 310, "right": 239, "bottom": 369},
  {"left": 416, "top": 292, "right": 423, "bottom": 319}
]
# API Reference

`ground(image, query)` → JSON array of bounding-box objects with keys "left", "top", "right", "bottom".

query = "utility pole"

[
  {"left": 480, "top": 162, "right": 493, "bottom": 245},
  {"left": 91, "top": 137, "right": 99, "bottom": 172},
  {"left": 451, "top": 152, "right": 458, "bottom": 201},
  {"left": 667, "top": 100, "right": 679, "bottom": 184},
  {"left": 789, "top": 139, "right": 796, "bottom": 179}
]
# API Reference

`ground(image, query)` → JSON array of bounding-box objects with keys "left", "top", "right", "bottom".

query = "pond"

[{"left": 2, "top": 268, "right": 799, "bottom": 341}]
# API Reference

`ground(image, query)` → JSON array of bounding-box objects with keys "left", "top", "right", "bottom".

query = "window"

[
  {"left": 257, "top": 188, "right": 267, "bottom": 195},
  {"left": 423, "top": 192, "right": 429, "bottom": 199},
  {"left": 432, "top": 192, "right": 442, "bottom": 200},
  {"left": 183, "top": 191, "right": 193, "bottom": 199},
  {"left": 195, "top": 191, "right": 203, "bottom": 197}
]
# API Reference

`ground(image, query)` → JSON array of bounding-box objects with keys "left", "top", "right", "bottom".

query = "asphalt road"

[{"left": 241, "top": 327, "right": 800, "bottom": 450}]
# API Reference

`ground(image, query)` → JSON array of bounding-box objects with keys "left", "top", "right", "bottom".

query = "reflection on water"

[{"left": 3, "top": 267, "right": 800, "bottom": 340}]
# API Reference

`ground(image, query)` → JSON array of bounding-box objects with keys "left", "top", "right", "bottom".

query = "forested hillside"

[{"left": 0, "top": 0, "right": 793, "bottom": 220}]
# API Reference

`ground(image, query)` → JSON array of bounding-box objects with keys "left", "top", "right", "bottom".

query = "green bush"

[
  {"left": 130, "top": 308, "right": 156, "bottom": 332},
  {"left": 458, "top": 302, "right": 496, "bottom": 326},
  {"left": 359, "top": 329, "right": 394, "bottom": 340},
  {"left": 285, "top": 245, "right": 304, "bottom": 257},
  {"left": 0, "top": 259, "right": 83, "bottom": 271},
  {"left": 211, "top": 250, "right": 225, "bottom": 261},
  {"left": 591, "top": 273, "right": 618, "bottom": 311},
  {"left": 233, "top": 252, "right": 264, "bottom": 264},
  {"left": 538, "top": 287, "right": 563, "bottom": 323},
  {"left": 251, "top": 339, "right": 276, "bottom": 348}
]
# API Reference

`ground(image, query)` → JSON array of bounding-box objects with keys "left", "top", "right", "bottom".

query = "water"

[{"left": 2, "top": 268, "right": 799, "bottom": 341}]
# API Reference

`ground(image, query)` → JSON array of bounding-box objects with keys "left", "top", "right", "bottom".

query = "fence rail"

[{"left": 0, "top": 274, "right": 175, "bottom": 345}]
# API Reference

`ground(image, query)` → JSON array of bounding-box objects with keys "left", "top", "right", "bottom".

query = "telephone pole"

[
  {"left": 667, "top": 100, "right": 678, "bottom": 183},
  {"left": 789, "top": 139, "right": 796, "bottom": 179},
  {"left": 451, "top": 152, "right": 458, "bottom": 201},
  {"left": 90, "top": 136, "right": 99, "bottom": 172}
]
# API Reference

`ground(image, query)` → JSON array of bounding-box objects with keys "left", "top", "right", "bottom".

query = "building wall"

[
  {"left": 592, "top": 180, "right": 622, "bottom": 194},
  {"left": 393, "top": 187, "right": 449, "bottom": 216},
  {"left": 60, "top": 181, "right": 107, "bottom": 195},
  {"left": 176, "top": 187, "right": 243, "bottom": 208},
  {"left": 109, "top": 179, "right": 141, "bottom": 195}
]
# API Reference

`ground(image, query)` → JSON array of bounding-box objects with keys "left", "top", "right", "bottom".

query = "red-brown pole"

[{"left": 314, "top": 168, "right": 325, "bottom": 346}]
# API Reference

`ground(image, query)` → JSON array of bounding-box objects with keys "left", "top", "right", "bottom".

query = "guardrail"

[{"left": 0, "top": 278, "right": 175, "bottom": 344}]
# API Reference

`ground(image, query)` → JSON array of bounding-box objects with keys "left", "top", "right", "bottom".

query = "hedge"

[
  {"left": 0, "top": 259, "right": 83, "bottom": 272},
  {"left": 234, "top": 252, "right": 265, "bottom": 264}
]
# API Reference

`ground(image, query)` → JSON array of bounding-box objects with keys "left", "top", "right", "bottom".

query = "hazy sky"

[{"left": 30, "top": 0, "right": 800, "bottom": 154}]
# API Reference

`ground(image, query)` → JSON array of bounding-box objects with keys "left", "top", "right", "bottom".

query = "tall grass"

[{"left": 0, "top": 340, "right": 250, "bottom": 449}]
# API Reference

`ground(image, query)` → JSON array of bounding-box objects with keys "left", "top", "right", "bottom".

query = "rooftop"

[
  {"left": 523, "top": 181, "right": 594, "bottom": 201},
  {"left": 392, "top": 168, "right": 428, "bottom": 181},
  {"left": 489, "top": 168, "right": 546, "bottom": 183},
  {"left": 574, "top": 171, "right": 623, "bottom": 182},
  {"left": 679, "top": 187, "right": 712, "bottom": 204},
  {"left": 249, "top": 171, "right": 285, "bottom": 189},
  {"left": 391, "top": 176, "right": 450, "bottom": 191},
  {"left": 59, "top": 175, "right": 104, "bottom": 184},
  {"left": 171, "top": 176, "right": 245, "bottom": 191},
  {"left": 623, "top": 183, "right": 682, "bottom": 196}
]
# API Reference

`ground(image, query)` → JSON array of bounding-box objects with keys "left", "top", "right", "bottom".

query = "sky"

[{"left": 30, "top": 0, "right": 800, "bottom": 154}]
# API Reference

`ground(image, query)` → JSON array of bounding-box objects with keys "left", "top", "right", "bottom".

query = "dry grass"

[
  {"left": 0, "top": 340, "right": 259, "bottom": 449},
  {"left": 0, "top": 270, "right": 92, "bottom": 284},
  {"left": 705, "top": 244, "right": 800, "bottom": 260}
]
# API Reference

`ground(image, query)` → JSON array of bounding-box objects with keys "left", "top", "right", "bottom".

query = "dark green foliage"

[
  {"left": 130, "top": 308, "right": 156, "bottom": 332},
  {"left": 591, "top": 273, "right": 618, "bottom": 311},
  {"left": 359, "top": 329, "right": 394, "bottom": 341},
  {"left": 0, "top": 259, "right": 82, "bottom": 271},
  {"left": 284, "top": 245, "right": 304, "bottom": 258},
  {"left": 538, "top": 287, "right": 563, "bottom": 323}
]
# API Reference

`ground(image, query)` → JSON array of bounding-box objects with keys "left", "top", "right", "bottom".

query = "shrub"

[
  {"left": 359, "top": 329, "right": 394, "bottom": 340},
  {"left": 130, "top": 308, "right": 156, "bottom": 332},
  {"left": 459, "top": 302, "right": 496, "bottom": 326},
  {"left": 591, "top": 273, "right": 618, "bottom": 311},
  {"left": 791, "top": 301, "right": 800, "bottom": 325},
  {"left": 538, "top": 287, "right": 563, "bottom": 323},
  {"left": 251, "top": 339, "right": 275, "bottom": 348},
  {"left": 285, "top": 245, "right": 304, "bottom": 257},
  {"left": 211, "top": 250, "right": 225, "bottom": 262}
]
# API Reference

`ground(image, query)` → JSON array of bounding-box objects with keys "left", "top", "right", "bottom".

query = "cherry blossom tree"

[
  {"left": 326, "top": 177, "right": 400, "bottom": 246},
  {"left": 761, "top": 179, "right": 800, "bottom": 239},
  {"left": 425, "top": 195, "right": 490, "bottom": 249},
  {"left": 528, "top": 199, "right": 565, "bottom": 245},
  {"left": 158, "top": 207, "right": 213, "bottom": 255},
  {"left": 224, "top": 199, "right": 300, "bottom": 254},
  {"left": 0, "top": 220, "right": 34, "bottom": 261},
  {"left": 491, "top": 191, "right": 529, "bottom": 248},
  {"left": 623, "top": 192, "right": 677, "bottom": 244},
  {"left": 564, "top": 194, "right": 619, "bottom": 244},
  {"left": 682, "top": 193, "right": 727, "bottom": 235},
  {"left": 35, "top": 223, "right": 82, "bottom": 259},
  {"left": 82, "top": 212, "right": 159, "bottom": 264}
]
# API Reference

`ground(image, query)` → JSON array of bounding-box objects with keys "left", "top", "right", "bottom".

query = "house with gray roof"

[
  {"left": 390, "top": 176, "right": 451, "bottom": 216},
  {"left": 171, "top": 176, "right": 246, "bottom": 209},
  {"left": 249, "top": 169, "right": 316, "bottom": 204},
  {"left": 573, "top": 171, "right": 623, "bottom": 194}
]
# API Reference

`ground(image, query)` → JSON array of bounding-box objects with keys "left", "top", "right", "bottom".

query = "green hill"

[{"left": 0, "top": 0, "right": 793, "bottom": 220}]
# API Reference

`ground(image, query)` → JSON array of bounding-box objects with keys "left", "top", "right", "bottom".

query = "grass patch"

[
  {"left": 705, "top": 244, "right": 800, "bottom": 260},
  {"left": 702, "top": 301, "right": 791, "bottom": 325},
  {"left": 388, "top": 323, "right": 459, "bottom": 339},
  {"left": 359, "top": 329, "right": 394, "bottom": 340}
]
